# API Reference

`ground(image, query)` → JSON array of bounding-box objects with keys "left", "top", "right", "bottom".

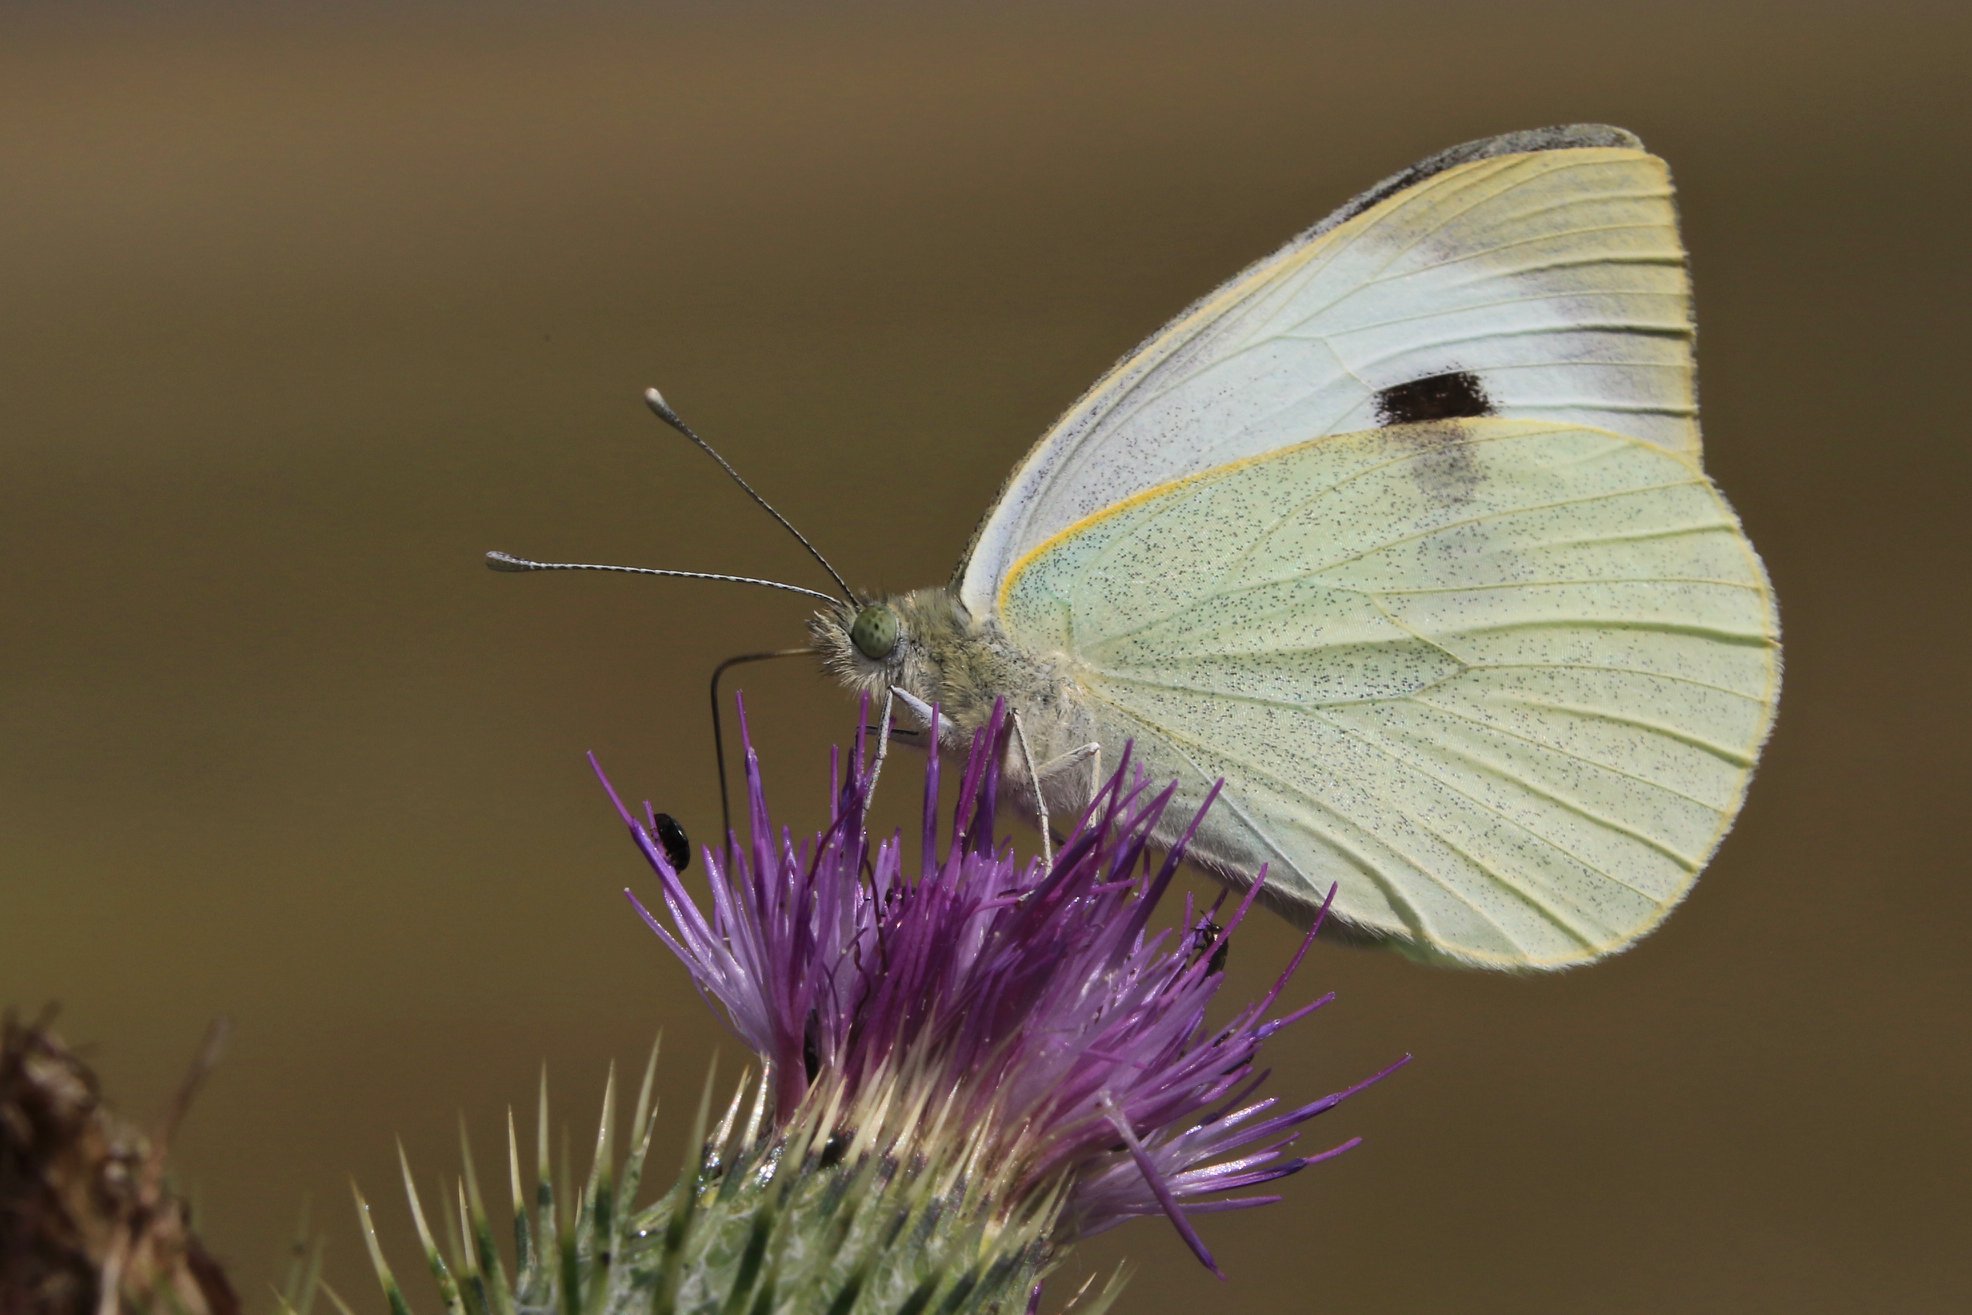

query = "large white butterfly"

[
  {"left": 495, "top": 124, "right": 1781, "bottom": 970},
  {"left": 808, "top": 125, "right": 1780, "bottom": 970}
]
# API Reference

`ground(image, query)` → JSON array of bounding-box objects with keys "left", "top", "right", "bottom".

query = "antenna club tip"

[
  {"left": 485, "top": 551, "right": 536, "bottom": 572},
  {"left": 642, "top": 386, "right": 675, "bottom": 417}
]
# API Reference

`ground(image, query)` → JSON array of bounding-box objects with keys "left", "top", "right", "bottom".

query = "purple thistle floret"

[{"left": 594, "top": 699, "right": 1404, "bottom": 1276}]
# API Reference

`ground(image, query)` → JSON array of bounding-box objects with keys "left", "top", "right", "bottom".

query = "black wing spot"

[{"left": 1374, "top": 371, "right": 1494, "bottom": 427}]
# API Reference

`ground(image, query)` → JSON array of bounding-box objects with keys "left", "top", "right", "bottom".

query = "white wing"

[
  {"left": 960, "top": 125, "right": 1699, "bottom": 617},
  {"left": 997, "top": 420, "right": 1779, "bottom": 968}
]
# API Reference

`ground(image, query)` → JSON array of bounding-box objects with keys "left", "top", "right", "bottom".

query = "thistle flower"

[
  {"left": 595, "top": 699, "right": 1404, "bottom": 1306},
  {"left": 367, "top": 701, "right": 1399, "bottom": 1315}
]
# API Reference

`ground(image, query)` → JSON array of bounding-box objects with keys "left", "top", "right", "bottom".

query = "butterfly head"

[
  {"left": 812, "top": 594, "right": 915, "bottom": 695},
  {"left": 810, "top": 588, "right": 997, "bottom": 727}
]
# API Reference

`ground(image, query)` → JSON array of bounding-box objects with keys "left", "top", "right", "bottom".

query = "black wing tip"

[
  {"left": 1465, "top": 123, "right": 1644, "bottom": 155},
  {"left": 1320, "top": 124, "right": 1648, "bottom": 239}
]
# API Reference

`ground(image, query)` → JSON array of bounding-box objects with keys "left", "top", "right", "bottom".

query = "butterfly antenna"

[
  {"left": 484, "top": 552, "right": 841, "bottom": 604},
  {"left": 643, "top": 387, "right": 859, "bottom": 605},
  {"left": 709, "top": 647, "right": 815, "bottom": 847}
]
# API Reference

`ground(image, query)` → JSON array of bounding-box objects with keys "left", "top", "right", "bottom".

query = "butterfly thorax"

[{"left": 810, "top": 587, "right": 1092, "bottom": 786}]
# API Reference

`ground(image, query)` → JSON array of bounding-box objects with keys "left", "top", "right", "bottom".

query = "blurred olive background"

[{"left": 4, "top": 2, "right": 1967, "bottom": 1310}]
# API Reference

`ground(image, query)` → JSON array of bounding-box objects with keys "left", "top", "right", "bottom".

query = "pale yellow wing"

[
  {"left": 998, "top": 419, "right": 1778, "bottom": 968},
  {"left": 962, "top": 126, "right": 1697, "bottom": 617}
]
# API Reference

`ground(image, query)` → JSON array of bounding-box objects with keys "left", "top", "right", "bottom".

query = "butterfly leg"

[
  {"left": 1036, "top": 741, "right": 1101, "bottom": 795},
  {"left": 1040, "top": 742, "right": 1104, "bottom": 827},
  {"left": 1009, "top": 710, "right": 1055, "bottom": 872},
  {"left": 865, "top": 687, "right": 896, "bottom": 805},
  {"left": 889, "top": 685, "right": 935, "bottom": 727}
]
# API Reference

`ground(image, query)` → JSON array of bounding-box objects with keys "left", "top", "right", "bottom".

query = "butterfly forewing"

[{"left": 960, "top": 129, "right": 1698, "bottom": 618}]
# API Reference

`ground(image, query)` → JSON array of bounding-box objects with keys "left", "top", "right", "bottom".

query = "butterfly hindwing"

[{"left": 997, "top": 419, "right": 1778, "bottom": 967}]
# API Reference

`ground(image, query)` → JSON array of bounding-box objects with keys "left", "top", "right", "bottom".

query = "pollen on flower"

[{"left": 594, "top": 697, "right": 1404, "bottom": 1276}]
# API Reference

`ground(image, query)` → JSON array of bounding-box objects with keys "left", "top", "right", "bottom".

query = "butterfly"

[{"left": 497, "top": 124, "right": 1781, "bottom": 970}]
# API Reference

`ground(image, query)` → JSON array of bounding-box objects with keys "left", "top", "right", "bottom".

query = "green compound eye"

[{"left": 849, "top": 604, "right": 900, "bottom": 661}]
